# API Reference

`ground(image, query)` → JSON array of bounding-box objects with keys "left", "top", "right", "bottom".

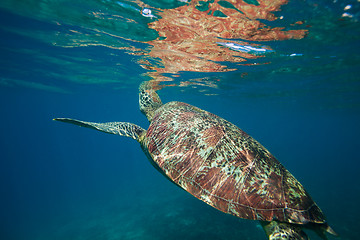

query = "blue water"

[{"left": 1, "top": 1, "right": 360, "bottom": 239}]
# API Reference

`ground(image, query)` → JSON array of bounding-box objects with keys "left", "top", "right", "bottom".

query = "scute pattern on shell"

[{"left": 142, "top": 101, "right": 326, "bottom": 224}]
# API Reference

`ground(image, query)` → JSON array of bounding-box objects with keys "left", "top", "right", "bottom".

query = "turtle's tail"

[
  {"left": 313, "top": 223, "right": 339, "bottom": 239},
  {"left": 325, "top": 225, "right": 338, "bottom": 237},
  {"left": 53, "top": 118, "right": 145, "bottom": 141}
]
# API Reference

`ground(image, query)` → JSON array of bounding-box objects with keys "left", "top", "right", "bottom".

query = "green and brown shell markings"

[{"left": 142, "top": 101, "right": 325, "bottom": 224}]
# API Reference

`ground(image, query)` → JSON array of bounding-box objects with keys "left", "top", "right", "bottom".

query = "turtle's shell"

[{"left": 141, "top": 101, "right": 325, "bottom": 224}]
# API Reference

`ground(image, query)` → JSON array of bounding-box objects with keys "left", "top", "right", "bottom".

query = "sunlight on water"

[
  {"left": 1, "top": 1, "right": 360, "bottom": 240},
  {"left": 0, "top": 0, "right": 308, "bottom": 79},
  {"left": 0, "top": 0, "right": 359, "bottom": 107}
]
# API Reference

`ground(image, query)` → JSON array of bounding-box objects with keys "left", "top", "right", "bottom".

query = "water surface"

[{"left": 0, "top": 1, "right": 359, "bottom": 239}]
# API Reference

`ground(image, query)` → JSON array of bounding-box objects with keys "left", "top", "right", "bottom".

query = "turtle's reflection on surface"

[{"left": 138, "top": 0, "right": 307, "bottom": 78}]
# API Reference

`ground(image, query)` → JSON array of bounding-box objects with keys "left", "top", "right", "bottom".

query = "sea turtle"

[{"left": 54, "top": 81, "right": 337, "bottom": 239}]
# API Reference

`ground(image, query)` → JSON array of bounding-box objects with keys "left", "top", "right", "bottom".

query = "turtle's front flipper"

[
  {"left": 261, "top": 221, "right": 308, "bottom": 240},
  {"left": 54, "top": 118, "right": 145, "bottom": 141}
]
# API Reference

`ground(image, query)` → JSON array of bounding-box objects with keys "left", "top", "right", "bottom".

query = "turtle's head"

[{"left": 139, "top": 81, "right": 163, "bottom": 122}]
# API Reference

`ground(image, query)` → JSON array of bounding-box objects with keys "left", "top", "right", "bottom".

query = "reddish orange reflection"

[{"left": 138, "top": 0, "right": 307, "bottom": 76}]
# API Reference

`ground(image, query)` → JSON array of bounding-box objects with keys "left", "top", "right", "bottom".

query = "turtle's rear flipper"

[
  {"left": 261, "top": 221, "right": 308, "bottom": 240},
  {"left": 53, "top": 118, "right": 145, "bottom": 141}
]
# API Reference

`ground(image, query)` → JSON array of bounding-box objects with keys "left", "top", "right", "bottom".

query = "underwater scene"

[{"left": 0, "top": 0, "right": 360, "bottom": 239}]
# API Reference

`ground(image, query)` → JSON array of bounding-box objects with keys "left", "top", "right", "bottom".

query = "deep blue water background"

[{"left": 1, "top": 1, "right": 360, "bottom": 240}]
